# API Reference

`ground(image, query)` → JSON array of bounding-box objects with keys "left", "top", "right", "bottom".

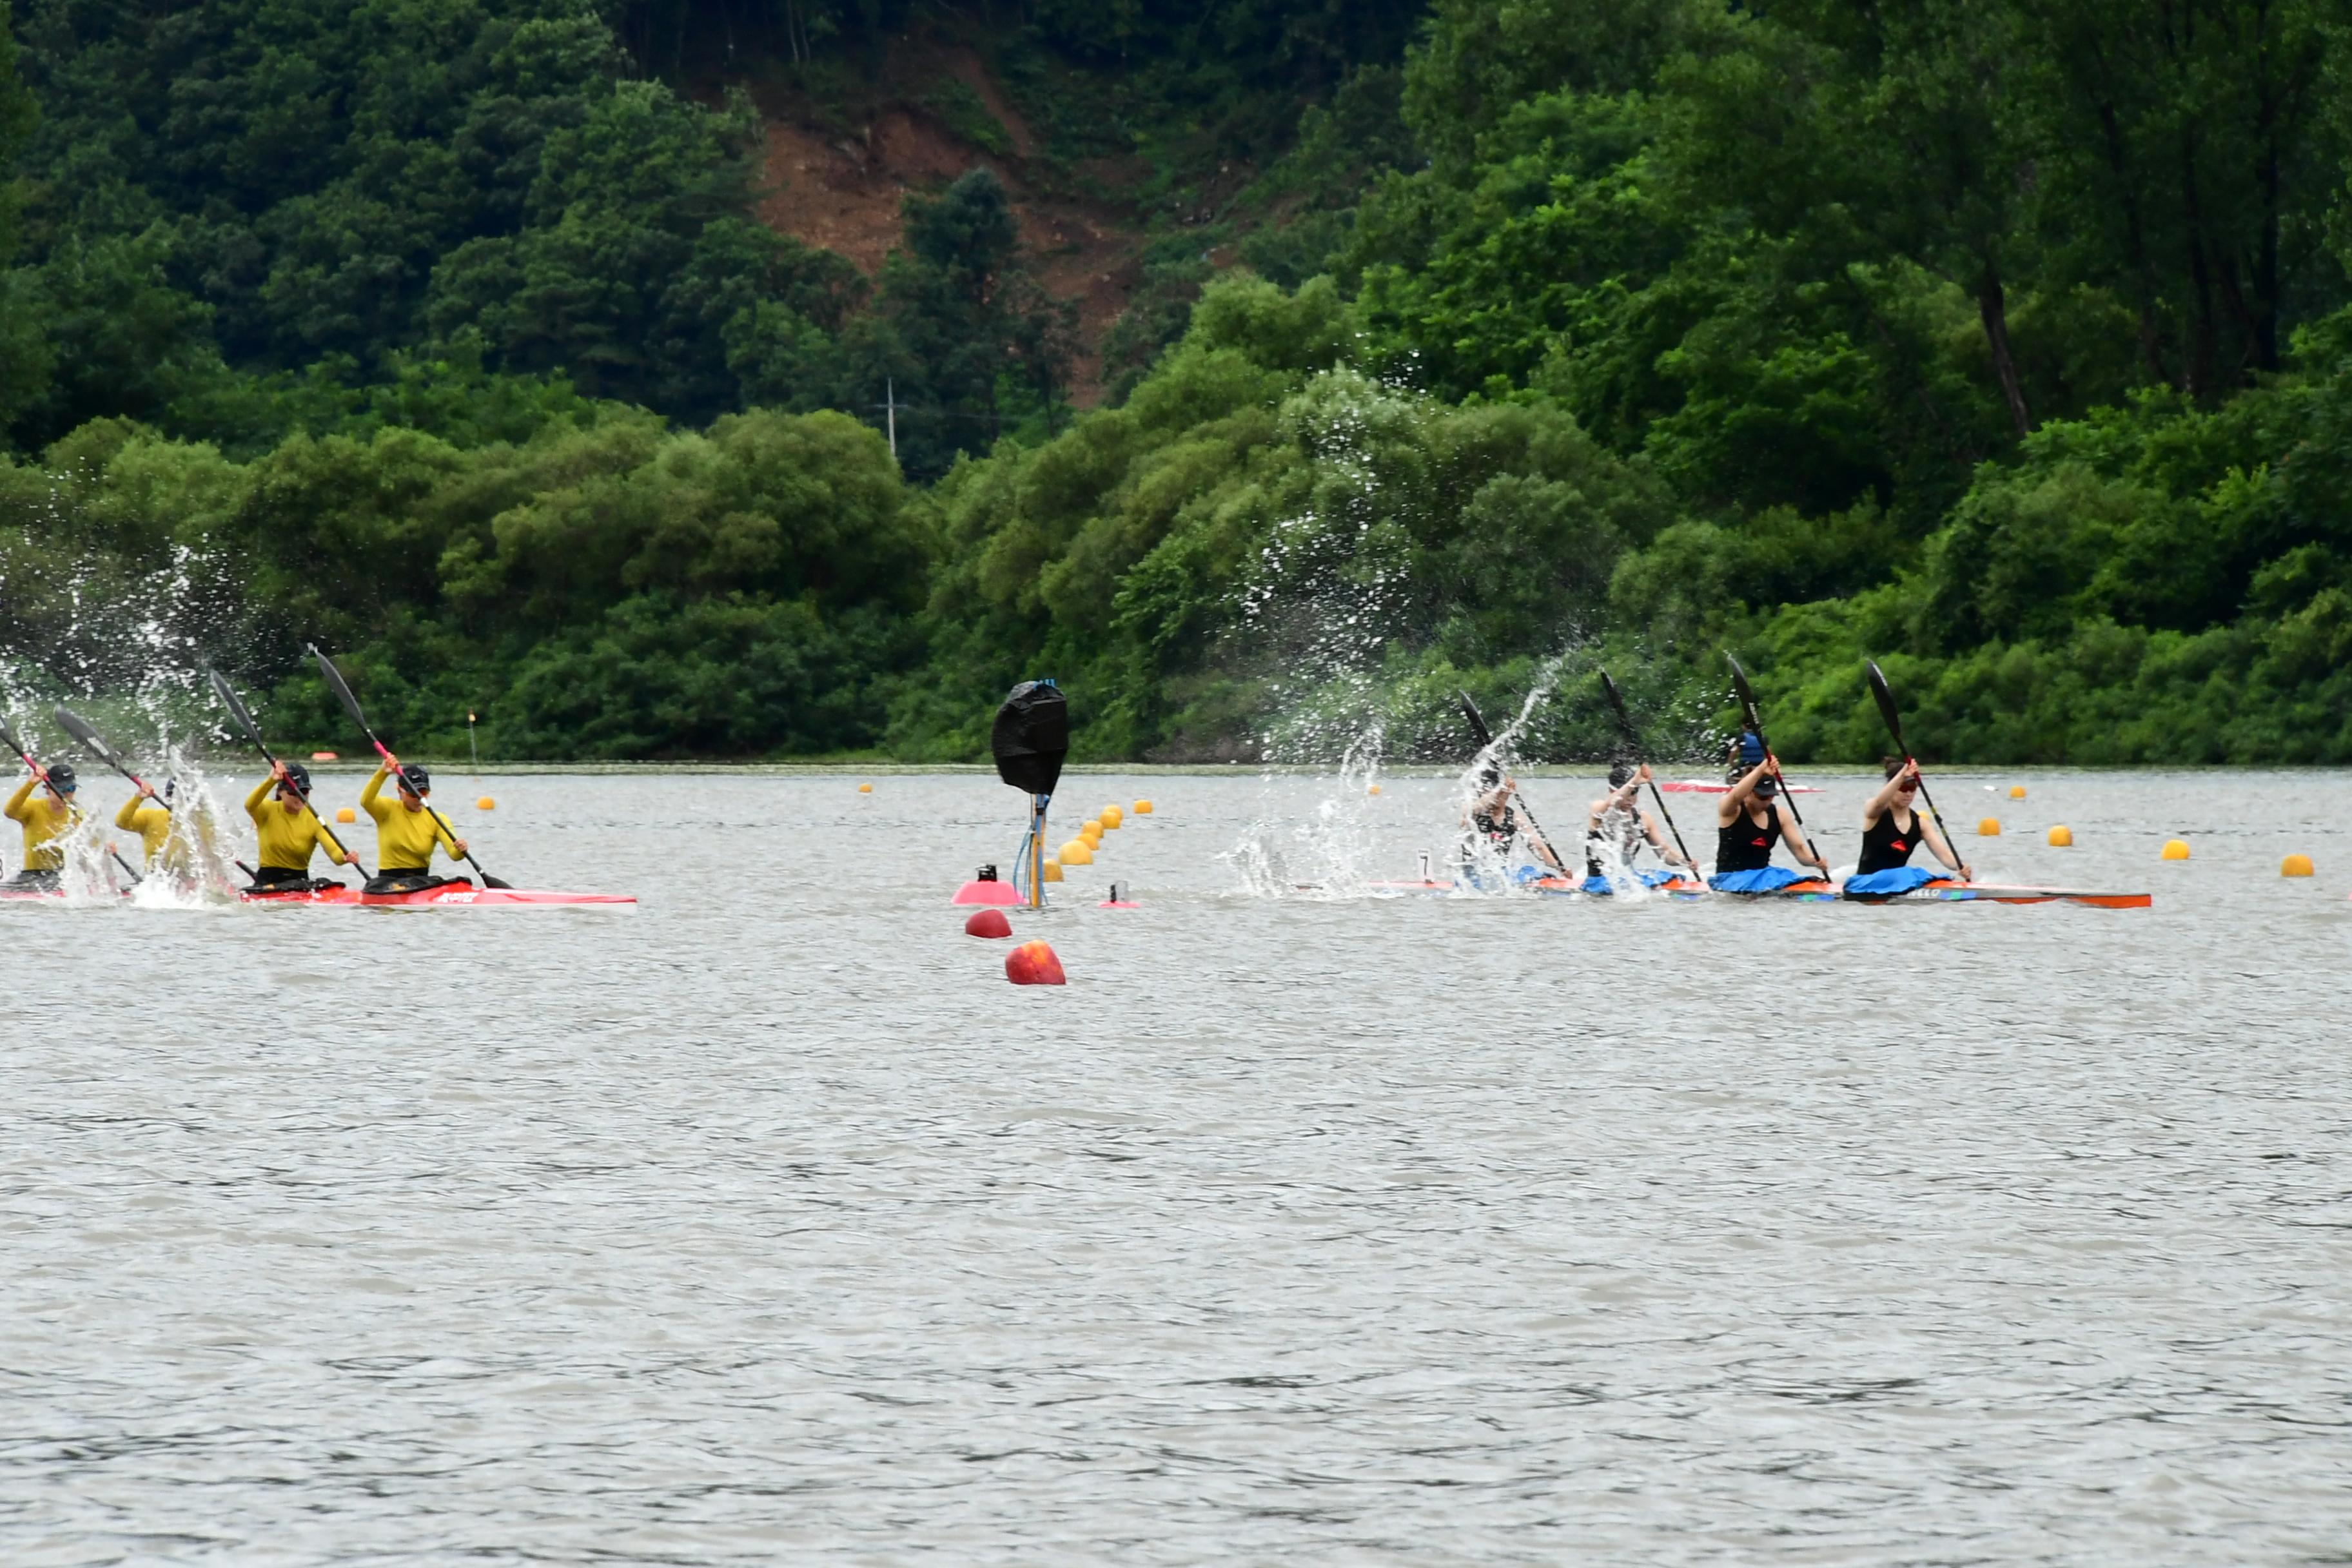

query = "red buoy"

[
  {"left": 964, "top": 907, "right": 1013, "bottom": 939},
  {"left": 1004, "top": 939, "right": 1066, "bottom": 986}
]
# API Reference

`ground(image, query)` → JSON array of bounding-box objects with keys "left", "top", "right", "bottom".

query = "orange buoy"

[
  {"left": 2282, "top": 854, "right": 2314, "bottom": 877},
  {"left": 964, "top": 907, "right": 1012, "bottom": 938},
  {"left": 335, "top": 807, "right": 357, "bottom": 824},
  {"left": 1059, "top": 838, "right": 1093, "bottom": 865},
  {"left": 2161, "top": 838, "right": 2190, "bottom": 861},
  {"left": 2048, "top": 825, "right": 2073, "bottom": 847},
  {"left": 311, "top": 750, "right": 337, "bottom": 761},
  {"left": 858, "top": 782, "right": 873, "bottom": 794},
  {"left": 1132, "top": 799, "right": 1153, "bottom": 814},
  {"left": 1978, "top": 818, "right": 2001, "bottom": 836},
  {"left": 1367, "top": 783, "right": 1381, "bottom": 795},
  {"left": 476, "top": 796, "right": 495, "bottom": 810},
  {"left": 1101, "top": 805, "right": 1123, "bottom": 828},
  {"left": 1004, "top": 939, "right": 1066, "bottom": 986},
  {"left": 2008, "top": 784, "right": 2026, "bottom": 799}
]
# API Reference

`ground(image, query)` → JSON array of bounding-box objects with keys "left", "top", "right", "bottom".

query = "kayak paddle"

[
  {"left": 307, "top": 644, "right": 509, "bottom": 889},
  {"left": 0, "top": 712, "right": 137, "bottom": 884},
  {"left": 1865, "top": 660, "right": 1968, "bottom": 879},
  {"left": 1723, "top": 654, "right": 1828, "bottom": 873},
  {"left": 206, "top": 666, "right": 371, "bottom": 880},
  {"left": 54, "top": 705, "right": 171, "bottom": 809},
  {"left": 1596, "top": 669, "right": 1698, "bottom": 871},
  {"left": 1458, "top": 689, "right": 1569, "bottom": 876}
]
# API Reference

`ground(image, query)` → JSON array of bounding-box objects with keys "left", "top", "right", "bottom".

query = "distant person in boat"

[
  {"left": 5, "top": 761, "right": 84, "bottom": 888},
  {"left": 360, "top": 756, "right": 467, "bottom": 894},
  {"left": 1462, "top": 761, "right": 1567, "bottom": 874},
  {"left": 1711, "top": 732, "right": 1829, "bottom": 892},
  {"left": 1844, "top": 757, "right": 1970, "bottom": 896},
  {"left": 245, "top": 761, "right": 353, "bottom": 890},
  {"left": 1583, "top": 762, "right": 1701, "bottom": 891}
]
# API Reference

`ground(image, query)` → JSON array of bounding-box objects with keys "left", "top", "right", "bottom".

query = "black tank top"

[
  {"left": 1585, "top": 805, "right": 1643, "bottom": 876},
  {"left": 1471, "top": 799, "right": 1517, "bottom": 839},
  {"left": 1858, "top": 807, "right": 1920, "bottom": 874},
  {"left": 1715, "top": 803, "right": 1776, "bottom": 873}
]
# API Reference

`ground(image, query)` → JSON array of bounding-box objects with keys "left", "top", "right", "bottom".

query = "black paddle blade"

[
  {"left": 990, "top": 680, "right": 1068, "bottom": 796},
  {"left": 1724, "top": 652, "right": 1762, "bottom": 731},
  {"left": 308, "top": 643, "right": 373, "bottom": 736},
  {"left": 206, "top": 665, "right": 266, "bottom": 748},
  {"left": 0, "top": 714, "right": 26, "bottom": 759},
  {"left": 1598, "top": 669, "right": 1641, "bottom": 747},
  {"left": 52, "top": 705, "right": 123, "bottom": 772},
  {"left": 1865, "top": 660, "right": 1908, "bottom": 753},
  {"left": 1457, "top": 689, "right": 1494, "bottom": 750}
]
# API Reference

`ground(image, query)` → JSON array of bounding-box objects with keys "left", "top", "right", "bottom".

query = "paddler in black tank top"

[
  {"left": 1711, "top": 731, "right": 1828, "bottom": 889},
  {"left": 1583, "top": 761, "right": 1700, "bottom": 887},
  {"left": 1856, "top": 756, "right": 1970, "bottom": 881},
  {"left": 1462, "top": 761, "right": 1567, "bottom": 874}
]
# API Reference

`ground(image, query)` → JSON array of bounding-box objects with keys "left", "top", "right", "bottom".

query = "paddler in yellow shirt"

[
  {"left": 5, "top": 761, "right": 84, "bottom": 888},
  {"left": 113, "top": 778, "right": 201, "bottom": 879},
  {"left": 360, "top": 756, "right": 467, "bottom": 893},
  {"left": 244, "top": 761, "right": 353, "bottom": 890}
]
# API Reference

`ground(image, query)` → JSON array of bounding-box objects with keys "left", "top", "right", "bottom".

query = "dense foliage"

[{"left": 6, "top": 0, "right": 2352, "bottom": 761}]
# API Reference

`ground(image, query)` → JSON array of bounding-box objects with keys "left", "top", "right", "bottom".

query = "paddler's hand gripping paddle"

[
  {"left": 1596, "top": 669, "right": 1698, "bottom": 874},
  {"left": 1865, "top": 660, "right": 1970, "bottom": 882},
  {"left": 1458, "top": 689, "right": 1569, "bottom": 877},
  {"left": 206, "top": 665, "right": 372, "bottom": 879},
  {"left": 0, "top": 711, "right": 139, "bottom": 885},
  {"left": 1724, "top": 654, "right": 1829, "bottom": 876},
  {"left": 306, "top": 645, "right": 509, "bottom": 890}
]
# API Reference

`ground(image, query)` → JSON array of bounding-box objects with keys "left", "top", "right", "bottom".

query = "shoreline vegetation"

[{"left": 4, "top": 1, "right": 2349, "bottom": 767}]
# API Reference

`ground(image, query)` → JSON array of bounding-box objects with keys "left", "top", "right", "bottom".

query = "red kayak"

[
  {"left": 1844, "top": 878, "right": 2150, "bottom": 909},
  {"left": 240, "top": 881, "right": 634, "bottom": 908}
]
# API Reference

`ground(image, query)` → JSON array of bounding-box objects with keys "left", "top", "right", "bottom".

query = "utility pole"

[{"left": 874, "top": 377, "right": 900, "bottom": 461}]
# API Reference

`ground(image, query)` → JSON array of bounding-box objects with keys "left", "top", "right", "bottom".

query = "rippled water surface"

[{"left": 6, "top": 767, "right": 2352, "bottom": 1564}]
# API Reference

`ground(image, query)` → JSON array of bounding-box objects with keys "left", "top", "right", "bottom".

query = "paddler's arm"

[
  {"left": 1919, "top": 812, "right": 1972, "bottom": 881},
  {"left": 5, "top": 775, "right": 34, "bottom": 821},
  {"left": 1720, "top": 760, "right": 1774, "bottom": 818},
  {"left": 432, "top": 814, "right": 466, "bottom": 862},
  {"left": 244, "top": 773, "right": 276, "bottom": 821},
  {"left": 358, "top": 761, "right": 391, "bottom": 819},
  {"left": 1640, "top": 809, "right": 1697, "bottom": 869},
  {"left": 115, "top": 792, "right": 146, "bottom": 833},
  {"left": 1860, "top": 764, "right": 1912, "bottom": 827},
  {"left": 1773, "top": 795, "right": 1829, "bottom": 874}
]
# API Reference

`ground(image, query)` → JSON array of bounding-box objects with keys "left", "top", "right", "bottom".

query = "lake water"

[{"left": 5, "top": 767, "right": 2350, "bottom": 1563}]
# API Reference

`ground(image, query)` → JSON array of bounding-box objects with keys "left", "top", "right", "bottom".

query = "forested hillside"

[{"left": 3, "top": 0, "right": 2349, "bottom": 762}]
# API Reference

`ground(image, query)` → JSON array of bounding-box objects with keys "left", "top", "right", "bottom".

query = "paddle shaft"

[
  {"left": 1458, "top": 691, "right": 1569, "bottom": 875},
  {"left": 1867, "top": 663, "right": 1965, "bottom": 874},
  {"left": 208, "top": 668, "right": 368, "bottom": 875},
  {"left": 1725, "top": 658, "right": 1827, "bottom": 871},
  {"left": 1597, "top": 672, "right": 1696, "bottom": 870}
]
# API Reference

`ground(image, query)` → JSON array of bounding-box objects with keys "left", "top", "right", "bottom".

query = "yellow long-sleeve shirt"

[
  {"left": 115, "top": 792, "right": 172, "bottom": 863},
  {"left": 245, "top": 776, "right": 350, "bottom": 872},
  {"left": 6, "top": 776, "right": 83, "bottom": 872},
  {"left": 360, "top": 765, "right": 460, "bottom": 871}
]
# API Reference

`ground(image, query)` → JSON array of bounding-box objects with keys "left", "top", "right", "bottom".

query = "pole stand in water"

[{"left": 986, "top": 680, "right": 1068, "bottom": 908}]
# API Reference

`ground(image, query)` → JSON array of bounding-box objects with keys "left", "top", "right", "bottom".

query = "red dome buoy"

[
  {"left": 964, "top": 907, "right": 1012, "bottom": 938},
  {"left": 952, "top": 863, "right": 1021, "bottom": 905},
  {"left": 1004, "top": 939, "right": 1066, "bottom": 986}
]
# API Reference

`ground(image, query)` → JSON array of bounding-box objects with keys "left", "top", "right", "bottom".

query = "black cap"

[
  {"left": 279, "top": 762, "right": 312, "bottom": 793},
  {"left": 46, "top": 763, "right": 76, "bottom": 792},
  {"left": 1608, "top": 762, "right": 1635, "bottom": 788},
  {"left": 397, "top": 762, "right": 431, "bottom": 792}
]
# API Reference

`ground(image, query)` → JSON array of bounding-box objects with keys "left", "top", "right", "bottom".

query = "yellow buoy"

[
  {"left": 858, "top": 782, "right": 873, "bottom": 794},
  {"left": 476, "top": 796, "right": 495, "bottom": 810},
  {"left": 1101, "top": 805, "right": 1122, "bottom": 828},
  {"left": 335, "top": 807, "right": 357, "bottom": 824},
  {"left": 2048, "top": 825, "right": 2073, "bottom": 847},
  {"left": 2282, "top": 853, "right": 2315, "bottom": 877},
  {"left": 2008, "top": 785, "right": 2026, "bottom": 799},
  {"left": 1133, "top": 799, "right": 1153, "bottom": 814},
  {"left": 1978, "top": 818, "right": 2001, "bottom": 836},
  {"left": 1041, "top": 860, "right": 1064, "bottom": 883},
  {"left": 1059, "top": 839, "right": 1093, "bottom": 865},
  {"left": 2161, "top": 838, "right": 2190, "bottom": 861}
]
